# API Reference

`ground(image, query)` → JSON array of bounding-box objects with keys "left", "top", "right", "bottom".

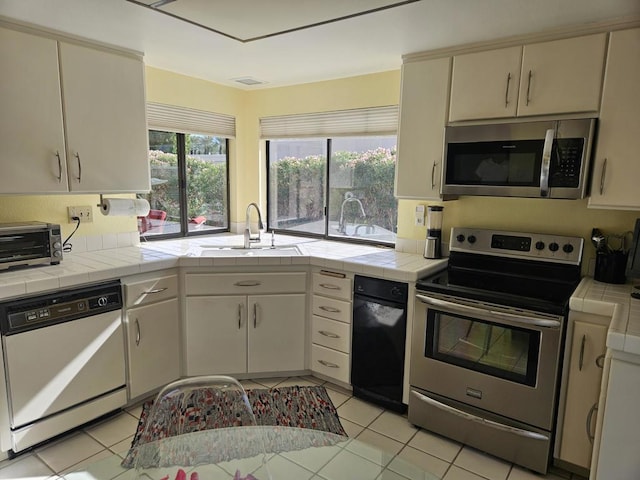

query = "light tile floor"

[{"left": 0, "top": 376, "right": 586, "bottom": 480}]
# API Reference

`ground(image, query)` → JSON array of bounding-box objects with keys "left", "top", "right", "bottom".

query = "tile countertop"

[
  {"left": 0, "top": 234, "right": 448, "bottom": 301},
  {"left": 570, "top": 277, "right": 640, "bottom": 356}
]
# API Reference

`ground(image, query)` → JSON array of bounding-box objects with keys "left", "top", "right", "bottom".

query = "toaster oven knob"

[
  {"left": 467, "top": 235, "right": 477, "bottom": 244},
  {"left": 563, "top": 243, "right": 574, "bottom": 253},
  {"left": 53, "top": 250, "right": 62, "bottom": 257},
  {"left": 535, "top": 241, "right": 545, "bottom": 250},
  {"left": 456, "top": 234, "right": 466, "bottom": 243},
  {"left": 549, "top": 242, "right": 559, "bottom": 252},
  {"left": 53, "top": 241, "right": 62, "bottom": 249}
]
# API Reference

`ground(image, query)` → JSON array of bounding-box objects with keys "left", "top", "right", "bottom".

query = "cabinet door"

[
  {"left": 185, "top": 296, "right": 247, "bottom": 375},
  {"left": 449, "top": 46, "right": 522, "bottom": 121},
  {"left": 127, "top": 298, "right": 180, "bottom": 399},
  {"left": 248, "top": 294, "right": 305, "bottom": 373},
  {"left": 559, "top": 320, "right": 607, "bottom": 469},
  {"left": 394, "top": 57, "right": 451, "bottom": 200},
  {"left": 517, "top": 33, "right": 606, "bottom": 117},
  {"left": 0, "top": 27, "right": 68, "bottom": 193},
  {"left": 588, "top": 28, "right": 640, "bottom": 210},
  {"left": 59, "top": 42, "right": 150, "bottom": 193}
]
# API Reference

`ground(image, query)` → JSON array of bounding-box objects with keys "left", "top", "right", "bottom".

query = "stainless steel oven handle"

[
  {"left": 540, "top": 127, "right": 555, "bottom": 198},
  {"left": 416, "top": 294, "right": 561, "bottom": 329},
  {"left": 411, "top": 390, "right": 549, "bottom": 441}
]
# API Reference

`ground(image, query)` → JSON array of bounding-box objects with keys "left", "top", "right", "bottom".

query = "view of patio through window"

[
  {"left": 267, "top": 136, "right": 398, "bottom": 245},
  {"left": 138, "top": 130, "right": 229, "bottom": 238}
]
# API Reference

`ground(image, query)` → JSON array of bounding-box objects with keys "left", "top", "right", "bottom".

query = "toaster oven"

[{"left": 0, "top": 222, "right": 63, "bottom": 271}]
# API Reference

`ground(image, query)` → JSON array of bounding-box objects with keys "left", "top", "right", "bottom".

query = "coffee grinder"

[{"left": 424, "top": 205, "right": 443, "bottom": 259}]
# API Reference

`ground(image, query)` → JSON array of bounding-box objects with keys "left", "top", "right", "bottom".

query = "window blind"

[
  {"left": 147, "top": 102, "right": 236, "bottom": 138},
  {"left": 260, "top": 105, "right": 399, "bottom": 139}
]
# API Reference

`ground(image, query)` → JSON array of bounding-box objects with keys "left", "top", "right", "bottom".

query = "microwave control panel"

[{"left": 549, "top": 138, "right": 585, "bottom": 188}]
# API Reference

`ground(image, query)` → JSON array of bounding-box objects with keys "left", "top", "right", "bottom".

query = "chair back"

[{"left": 133, "top": 376, "right": 272, "bottom": 479}]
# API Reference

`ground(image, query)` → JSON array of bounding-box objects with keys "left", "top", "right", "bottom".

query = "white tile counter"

[
  {"left": 0, "top": 234, "right": 448, "bottom": 301},
  {"left": 570, "top": 277, "right": 640, "bottom": 355}
]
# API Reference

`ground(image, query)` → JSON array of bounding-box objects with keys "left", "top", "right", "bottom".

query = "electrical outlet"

[
  {"left": 415, "top": 205, "right": 425, "bottom": 226},
  {"left": 68, "top": 205, "right": 93, "bottom": 223}
]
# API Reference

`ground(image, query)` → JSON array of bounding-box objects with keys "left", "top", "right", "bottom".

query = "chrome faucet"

[
  {"left": 244, "top": 202, "right": 264, "bottom": 248},
  {"left": 338, "top": 192, "right": 366, "bottom": 234}
]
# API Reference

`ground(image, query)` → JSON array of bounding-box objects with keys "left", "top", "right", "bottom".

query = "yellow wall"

[{"left": 0, "top": 65, "right": 637, "bottom": 262}]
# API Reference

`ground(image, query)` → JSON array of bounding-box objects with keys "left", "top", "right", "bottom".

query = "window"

[
  {"left": 138, "top": 103, "right": 234, "bottom": 239},
  {"left": 263, "top": 107, "right": 398, "bottom": 245}
]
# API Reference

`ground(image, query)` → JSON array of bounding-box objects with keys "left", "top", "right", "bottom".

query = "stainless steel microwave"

[
  {"left": 442, "top": 118, "right": 597, "bottom": 199},
  {"left": 0, "top": 222, "right": 63, "bottom": 271}
]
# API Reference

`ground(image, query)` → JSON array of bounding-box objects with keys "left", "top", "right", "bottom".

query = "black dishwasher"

[{"left": 351, "top": 275, "right": 408, "bottom": 412}]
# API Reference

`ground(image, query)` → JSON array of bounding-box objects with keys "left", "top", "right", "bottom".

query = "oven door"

[{"left": 411, "top": 293, "right": 564, "bottom": 430}]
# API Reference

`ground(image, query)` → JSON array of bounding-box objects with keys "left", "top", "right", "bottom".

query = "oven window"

[
  {"left": 0, "top": 232, "right": 49, "bottom": 265},
  {"left": 426, "top": 310, "right": 540, "bottom": 386}
]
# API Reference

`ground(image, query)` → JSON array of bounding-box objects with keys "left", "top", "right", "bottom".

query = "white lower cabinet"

[
  {"left": 309, "top": 270, "right": 353, "bottom": 384},
  {"left": 556, "top": 313, "right": 607, "bottom": 473},
  {"left": 184, "top": 272, "right": 307, "bottom": 376},
  {"left": 123, "top": 273, "right": 180, "bottom": 400}
]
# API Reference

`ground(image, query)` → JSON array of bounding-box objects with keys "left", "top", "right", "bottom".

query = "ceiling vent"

[{"left": 233, "top": 77, "right": 267, "bottom": 86}]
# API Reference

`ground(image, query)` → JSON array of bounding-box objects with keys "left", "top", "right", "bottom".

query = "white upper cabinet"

[
  {"left": 59, "top": 42, "right": 149, "bottom": 193},
  {"left": 0, "top": 27, "right": 68, "bottom": 193},
  {"left": 394, "top": 57, "right": 451, "bottom": 200},
  {"left": 517, "top": 33, "right": 607, "bottom": 117},
  {"left": 588, "top": 28, "right": 640, "bottom": 210},
  {"left": 448, "top": 33, "right": 607, "bottom": 121},
  {"left": 449, "top": 46, "right": 522, "bottom": 121},
  {"left": 0, "top": 25, "right": 150, "bottom": 194}
]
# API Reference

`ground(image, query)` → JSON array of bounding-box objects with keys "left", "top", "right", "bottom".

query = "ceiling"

[{"left": 1, "top": 0, "right": 639, "bottom": 89}]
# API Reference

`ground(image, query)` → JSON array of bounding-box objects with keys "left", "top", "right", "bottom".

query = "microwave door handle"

[
  {"left": 416, "top": 294, "right": 561, "bottom": 329},
  {"left": 539, "top": 128, "right": 555, "bottom": 197}
]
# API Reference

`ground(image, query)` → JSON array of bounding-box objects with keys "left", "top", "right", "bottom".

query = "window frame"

[
  {"left": 266, "top": 136, "right": 397, "bottom": 247},
  {"left": 141, "top": 131, "right": 230, "bottom": 241}
]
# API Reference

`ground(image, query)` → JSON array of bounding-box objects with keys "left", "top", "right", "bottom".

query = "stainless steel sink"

[{"left": 198, "top": 245, "right": 302, "bottom": 257}]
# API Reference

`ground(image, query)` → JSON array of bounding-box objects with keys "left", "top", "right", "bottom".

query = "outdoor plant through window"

[
  {"left": 268, "top": 136, "right": 398, "bottom": 245},
  {"left": 138, "top": 130, "right": 229, "bottom": 238}
]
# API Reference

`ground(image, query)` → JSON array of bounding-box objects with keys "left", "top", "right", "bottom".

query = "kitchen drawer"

[
  {"left": 312, "top": 315, "right": 350, "bottom": 353},
  {"left": 124, "top": 275, "right": 178, "bottom": 308},
  {"left": 311, "top": 344, "right": 350, "bottom": 384},
  {"left": 312, "top": 272, "right": 352, "bottom": 301},
  {"left": 186, "top": 272, "right": 306, "bottom": 295},
  {"left": 312, "top": 295, "right": 351, "bottom": 323}
]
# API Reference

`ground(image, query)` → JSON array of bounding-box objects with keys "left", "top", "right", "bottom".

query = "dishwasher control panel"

[{"left": 0, "top": 281, "right": 122, "bottom": 335}]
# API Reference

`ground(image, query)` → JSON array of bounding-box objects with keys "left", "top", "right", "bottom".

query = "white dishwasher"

[{"left": 0, "top": 281, "right": 126, "bottom": 453}]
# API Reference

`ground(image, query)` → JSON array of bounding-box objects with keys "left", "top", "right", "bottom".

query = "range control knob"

[
  {"left": 535, "top": 241, "right": 545, "bottom": 250},
  {"left": 563, "top": 243, "right": 574, "bottom": 254},
  {"left": 549, "top": 242, "right": 559, "bottom": 252},
  {"left": 467, "top": 235, "right": 477, "bottom": 244},
  {"left": 456, "top": 234, "right": 466, "bottom": 243}
]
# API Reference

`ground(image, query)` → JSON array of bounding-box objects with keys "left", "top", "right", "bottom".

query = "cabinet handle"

[
  {"left": 586, "top": 402, "right": 598, "bottom": 444},
  {"left": 253, "top": 303, "right": 257, "bottom": 328},
  {"left": 234, "top": 280, "right": 261, "bottom": 287},
  {"left": 136, "top": 287, "right": 168, "bottom": 301},
  {"left": 595, "top": 354, "right": 605, "bottom": 369},
  {"left": 431, "top": 162, "right": 437, "bottom": 189},
  {"left": 525, "top": 70, "right": 532, "bottom": 106},
  {"left": 579, "top": 334, "right": 586, "bottom": 371},
  {"left": 135, "top": 318, "right": 141, "bottom": 346},
  {"left": 319, "top": 306, "right": 340, "bottom": 313},
  {"left": 504, "top": 72, "right": 512, "bottom": 108},
  {"left": 55, "top": 151, "right": 62, "bottom": 183},
  {"left": 319, "top": 330, "right": 340, "bottom": 338},
  {"left": 599, "top": 158, "right": 607, "bottom": 195},
  {"left": 319, "top": 283, "right": 341, "bottom": 290},
  {"left": 74, "top": 152, "right": 82, "bottom": 182},
  {"left": 237, "top": 303, "right": 243, "bottom": 329},
  {"left": 318, "top": 359, "right": 339, "bottom": 368}
]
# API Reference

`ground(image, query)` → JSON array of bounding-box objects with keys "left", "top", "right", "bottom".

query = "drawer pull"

[
  {"left": 319, "top": 306, "right": 340, "bottom": 313},
  {"left": 319, "top": 283, "right": 341, "bottom": 290},
  {"left": 234, "top": 280, "right": 262, "bottom": 287},
  {"left": 318, "top": 359, "right": 339, "bottom": 368},
  {"left": 143, "top": 287, "right": 168, "bottom": 294},
  {"left": 586, "top": 402, "right": 598, "bottom": 444},
  {"left": 595, "top": 354, "right": 605, "bottom": 369},
  {"left": 319, "top": 330, "right": 340, "bottom": 339}
]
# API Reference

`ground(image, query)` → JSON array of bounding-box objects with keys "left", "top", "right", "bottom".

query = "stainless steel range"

[{"left": 409, "top": 227, "right": 583, "bottom": 474}]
